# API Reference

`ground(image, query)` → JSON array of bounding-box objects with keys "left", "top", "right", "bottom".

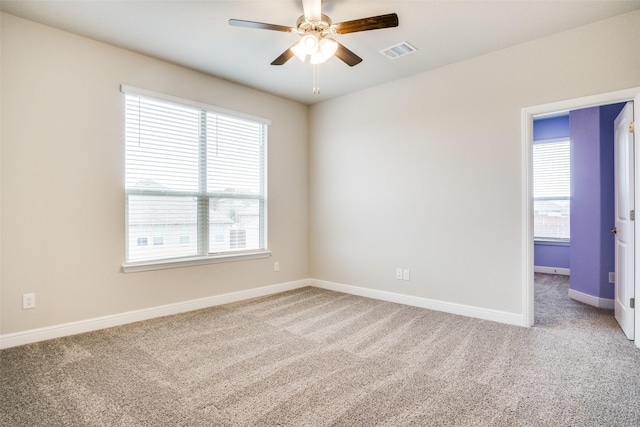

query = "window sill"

[
  {"left": 534, "top": 239, "right": 570, "bottom": 247},
  {"left": 122, "top": 250, "right": 272, "bottom": 273}
]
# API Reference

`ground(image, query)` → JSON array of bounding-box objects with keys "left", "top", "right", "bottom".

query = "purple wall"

[
  {"left": 534, "top": 243, "right": 570, "bottom": 268},
  {"left": 570, "top": 107, "right": 602, "bottom": 296},
  {"left": 533, "top": 115, "right": 570, "bottom": 269},
  {"left": 569, "top": 104, "right": 624, "bottom": 300},
  {"left": 534, "top": 115, "right": 570, "bottom": 141}
]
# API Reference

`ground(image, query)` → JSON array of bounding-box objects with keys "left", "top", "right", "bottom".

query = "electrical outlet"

[
  {"left": 403, "top": 269, "right": 410, "bottom": 281},
  {"left": 609, "top": 272, "right": 615, "bottom": 284},
  {"left": 274, "top": 261, "right": 280, "bottom": 272},
  {"left": 23, "top": 293, "right": 36, "bottom": 310},
  {"left": 396, "top": 268, "right": 403, "bottom": 280}
]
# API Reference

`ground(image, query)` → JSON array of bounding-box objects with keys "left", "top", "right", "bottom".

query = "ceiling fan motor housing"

[{"left": 296, "top": 14, "right": 333, "bottom": 36}]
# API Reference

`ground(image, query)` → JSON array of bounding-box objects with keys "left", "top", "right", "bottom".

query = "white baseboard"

[
  {"left": 0, "top": 279, "right": 310, "bottom": 349},
  {"left": 568, "top": 288, "right": 614, "bottom": 310},
  {"left": 310, "top": 279, "right": 526, "bottom": 327},
  {"left": 534, "top": 266, "right": 570, "bottom": 276},
  {"left": 1, "top": 277, "right": 531, "bottom": 349}
]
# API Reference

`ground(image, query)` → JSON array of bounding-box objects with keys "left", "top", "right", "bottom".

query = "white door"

[{"left": 614, "top": 101, "right": 635, "bottom": 340}]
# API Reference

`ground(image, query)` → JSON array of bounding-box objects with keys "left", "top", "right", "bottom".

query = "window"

[
  {"left": 123, "top": 86, "right": 268, "bottom": 267},
  {"left": 533, "top": 139, "right": 570, "bottom": 241}
]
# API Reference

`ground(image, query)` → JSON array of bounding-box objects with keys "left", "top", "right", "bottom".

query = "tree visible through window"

[
  {"left": 533, "top": 139, "right": 570, "bottom": 240},
  {"left": 123, "top": 88, "right": 268, "bottom": 263}
]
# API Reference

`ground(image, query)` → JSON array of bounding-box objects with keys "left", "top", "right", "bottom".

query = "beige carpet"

[{"left": 1, "top": 274, "right": 639, "bottom": 426}]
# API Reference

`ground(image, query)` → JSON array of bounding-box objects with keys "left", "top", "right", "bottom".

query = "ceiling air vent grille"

[{"left": 380, "top": 42, "right": 417, "bottom": 59}]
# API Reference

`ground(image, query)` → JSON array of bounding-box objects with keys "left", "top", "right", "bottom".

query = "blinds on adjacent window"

[
  {"left": 533, "top": 139, "right": 570, "bottom": 240},
  {"left": 533, "top": 140, "right": 570, "bottom": 199},
  {"left": 123, "top": 87, "right": 268, "bottom": 262}
]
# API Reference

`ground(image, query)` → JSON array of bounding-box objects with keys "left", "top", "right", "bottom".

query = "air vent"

[{"left": 380, "top": 41, "right": 417, "bottom": 59}]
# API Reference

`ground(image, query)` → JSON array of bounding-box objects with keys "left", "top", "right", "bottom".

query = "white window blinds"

[
  {"left": 123, "top": 87, "right": 268, "bottom": 263},
  {"left": 533, "top": 139, "right": 570, "bottom": 240}
]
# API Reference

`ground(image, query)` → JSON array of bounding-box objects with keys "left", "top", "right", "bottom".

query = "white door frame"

[{"left": 521, "top": 87, "right": 640, "bottom": 349}]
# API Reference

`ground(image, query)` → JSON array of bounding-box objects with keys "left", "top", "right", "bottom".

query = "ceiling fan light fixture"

[
  {"left": 291, "top": 42, "right": 308, "bottom": 62},
  {"left": 309, "top": 38, "right": 338, "bottom": 64},
  {"left": 319, "top": 38, "right": 338, "bottom": 57},
  {"left": 309, "top": 51, "right": 327, "bottom": 65},
  {"left": 299, "top": 34, "right": 319, "bottom": 55}
]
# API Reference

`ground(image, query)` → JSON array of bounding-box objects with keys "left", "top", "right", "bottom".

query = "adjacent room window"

[
  {"left": 533, "top": 139, "right": 570, "bottom": 241},
  {"left": 123, "top": 87, "right": 268, "bottom": 264}
]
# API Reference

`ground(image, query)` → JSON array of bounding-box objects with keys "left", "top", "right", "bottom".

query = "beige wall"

[
  {"left": 0, "top": 13, "right": 309, "bottom": 335},
  {"left": 309, "top": 11, "right": 640, "bottom": 314}
]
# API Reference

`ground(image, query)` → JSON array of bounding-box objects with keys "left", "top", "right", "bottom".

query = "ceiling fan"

[{"left": 229, "top": 0, "right": 398, "bottom": 67}]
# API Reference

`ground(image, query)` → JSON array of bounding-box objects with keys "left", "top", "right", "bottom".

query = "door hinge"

[
  {"left": 631, "top": 297, "right": 635, "bottom": 309},
  {"left": 630, "top": 122, "right": 635, "bottom": 133},
  {"left": 631, "top": 210, "right": 635, "bottom": 221}
]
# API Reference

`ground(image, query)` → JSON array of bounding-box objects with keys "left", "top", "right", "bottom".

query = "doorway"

[{"left": 521, "top": 87, "right": 640, "bottom": 349}]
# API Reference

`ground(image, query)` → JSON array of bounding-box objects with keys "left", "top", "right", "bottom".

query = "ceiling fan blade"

[
  {"left": 229, "top": 19, "right": 294, "bottom": 33},
  {"left": 334, "top": 42, "right": 362, "bottom": 67},
  {"left": 302, "top": 0, "right": 322, "bottom": 22},
  {"left": 271, "top": 45, "right": 297, "bottom": 66},
  {"left": 333, "top": 13, "right": 399, "bottom": 34}
]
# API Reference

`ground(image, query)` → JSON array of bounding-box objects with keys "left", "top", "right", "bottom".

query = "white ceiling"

[{"left": 2, "top": 0, "right": 640, "bottom": 105}]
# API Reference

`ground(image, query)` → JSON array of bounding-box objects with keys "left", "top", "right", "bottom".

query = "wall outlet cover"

[{"left": 23, "top": 293, "right": 36, "bottom": 310}]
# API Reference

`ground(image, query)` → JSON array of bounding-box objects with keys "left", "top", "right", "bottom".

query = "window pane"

[
  {"left": 125, "top": 96, "right": 201, "bottom": 192},
  {"left": 209, "top": 198, "right": 261, "bottom": 253},
  {"left": 533, "top": 139, "right": 570, "bottom": 240},
  {"left": 127, "top": 195, "right": 198, "bottom": 261},
  {"left": 534, "top": 199, "right": 570, "bottom": 239},
  {"left": 533, "top": 141, "right": 570, "bottom": 198},
  {"left": 207, "top": 114, "right": 264, "bottom": 195}
]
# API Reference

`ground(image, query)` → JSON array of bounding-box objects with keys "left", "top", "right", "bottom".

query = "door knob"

[{"left": 610, "top": 227, "right": 617, "bottom": 234}]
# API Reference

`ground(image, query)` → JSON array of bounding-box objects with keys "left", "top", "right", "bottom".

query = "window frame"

[
  {"left": 532, "top": 137, "right": 570, "bottom": 243},
  {"left": 121, "top": 85, "right": 271, "bottom": 273}
]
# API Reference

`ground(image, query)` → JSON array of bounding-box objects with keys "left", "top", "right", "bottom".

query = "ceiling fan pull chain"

[{"left": 313, "top": 64, "right": 320, "bottom": 94}]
